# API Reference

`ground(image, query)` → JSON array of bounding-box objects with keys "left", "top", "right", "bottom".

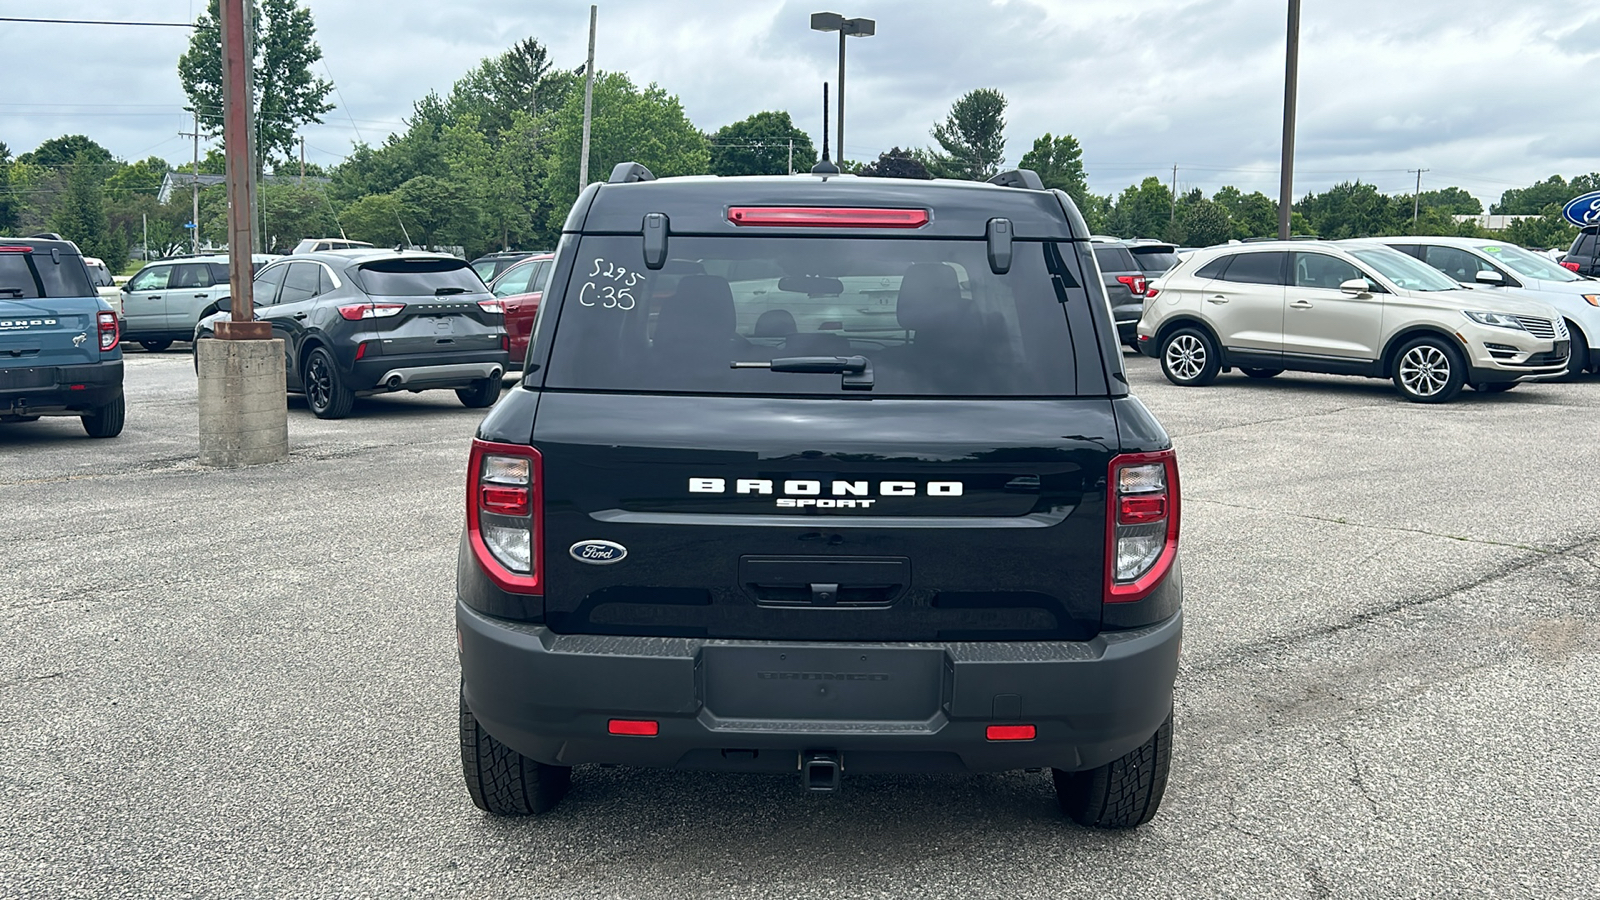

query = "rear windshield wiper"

[
  {"left": 434, "top": 286, "right": 469, "bottom": 296},
  {"left": 0, "top": 287, "right": 26, "bottom": 297},
  {"left": 731, "top": 355, "right": 873, "bottom": 391}
]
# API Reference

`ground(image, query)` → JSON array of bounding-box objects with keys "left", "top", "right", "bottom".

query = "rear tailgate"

[
  {"left": 351, "top": 258, "right": 502, "bottom": 356},
  {"left": 533, "top": 393, "right": 1116, "bottom": 642},
  {"left": 1, "top": 297, "right": 105, "bottom": 368}
]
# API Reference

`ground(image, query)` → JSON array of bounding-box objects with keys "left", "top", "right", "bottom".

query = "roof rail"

[
  {"left": 609, "top": 162, "right": 656, "bottom": 184},
  {"left": 986, "top": 169, "right": 1044, "bottom": 190}
]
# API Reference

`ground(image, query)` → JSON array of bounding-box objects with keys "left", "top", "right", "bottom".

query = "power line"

[{"left": 0, "top": 17, "right": 193, "bottom": 27}]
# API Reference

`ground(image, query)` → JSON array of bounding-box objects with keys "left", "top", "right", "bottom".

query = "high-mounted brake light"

[
  {"left": 727, "top": 207, "right": 929, "bottom": 228},
  {"left": 1561, "top": 261, "right": 1581, "bottom": 272},
  {"left": 0, "top": 245, "right": 31, "bottom": 253},
  {"left": 337, "top": 302, "right": 405, "bottom": 321},
  {"left": 96, "top": 311, "right": 118, "bottom": 351},
  {"left": 1116, "top": 274, "right": 1148, "bottom": 295},
  {"left": 466, "top": 439, "right": 542, "bottom": 593},
  {"left": 1105, "top": 450, "right": 1180, "bottom": 604}
]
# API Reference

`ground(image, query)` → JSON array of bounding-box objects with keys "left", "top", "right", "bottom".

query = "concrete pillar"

[{"left": 197, "top": 338, "right": 288, "bottom": 467}]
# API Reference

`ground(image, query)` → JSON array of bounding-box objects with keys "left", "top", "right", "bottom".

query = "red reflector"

[
  {"left": 1119, "top": 494, "right": 1167, "bottom": 523},
  {"left": 986, "top": 724, "right": 1036, "bottom": 741},
  {"left": 608, "top": 719, "right": 659, "bottom": 736},
  {"left": 1561, "top": 261, "right": 1581, "bottom": 272},
  {"left": 480, "top": 485, "right": 530, "bottom": 516},
  {"left": 728, "top": 207, "right": 930, "bottom": 228},
  {"left": 501, "top": 334, "right": 510, "bottom": 352},
  {"left": 69, "top": 384, "right": 87, "bottom": 391},
  {"left": 354, "top": 341, "right": 366, "bottom": 361}
]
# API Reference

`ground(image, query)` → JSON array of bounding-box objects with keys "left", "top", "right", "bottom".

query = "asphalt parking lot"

[{"left": 3, "top": 347, "right": 1597, "bottom": 899}]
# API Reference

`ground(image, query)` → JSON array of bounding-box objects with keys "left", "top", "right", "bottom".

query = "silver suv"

[{"left": 1136, "top": 241, "right": 1569, "bottom": 403}]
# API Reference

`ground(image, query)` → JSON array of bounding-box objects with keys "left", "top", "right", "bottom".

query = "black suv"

[
  {"left": 196, "top": 251, "right": 509, "bottom": 418},
  {"left": 1090, "top": 240, "right": 1149, "bottom": 348},
  {"left": 1, "top": 238, "right": 125, "bottom": 437},
  {"left": 456, "top": 164, "right": 1183, "bottom": 828},
  {"left": 1562, "top": 225, "right": 1598, "bottom": 277}
]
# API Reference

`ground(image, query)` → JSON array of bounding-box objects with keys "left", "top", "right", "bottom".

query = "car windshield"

[
  {"left": 1477, "top": 243, "right": 1583, "bottom": 282},
  {"left": 1348, "top": 247, "right": 1461, "bottom": 292},
  {"left": 544, "top": 235, "right": 1084, "bottom": 397},
  {"left": 353, "top": 259, "right": 485, "bottom": 296}
]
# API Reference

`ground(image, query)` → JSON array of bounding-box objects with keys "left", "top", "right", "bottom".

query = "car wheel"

[
  {"left": 1159, "top": 328, "right": 1220, "bottom": 386},
  {"left": 304, "top": 347, "right": 355, "bottom": 419},
  {"left": 460, "top": 687, "right": 570, "bottom": 816},
  {"left": 1054, "top": 710, "right": 1172, "bottom": 829},
  {"left": 1241, "top": 368, "right": 1283, "bottom": 379},
  {"left": 139, "top": 340, "right": 173, "bottom": 353},
  {"left": 456, "top": 377, "right": 502, "bottom": 409},
  {"left": 1392, "top": 336, "right": 1466, "bottom": 403},
  {"left": 1562, "top": 332, "right": 1589, "bottom": 380},
  {"left": 1474, "top": 382, "right": 1516, "bottom": 393},
  {"left": 81, "top": 392, "right": 125, "bottom": 438}
]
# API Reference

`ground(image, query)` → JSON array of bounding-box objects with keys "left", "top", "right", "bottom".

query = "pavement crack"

[
  {"left": 0, "top": 671, "right": 69, "bottom": 689},
  {"left": 1176, "top": 404, "right": 1376, "bottom": 438},
  {"left": 1188, "top": 497, "right": 1556, "bottom": 554},
  {"left": 1332, "top": 733, "right": 1381, "bottom": 819}
]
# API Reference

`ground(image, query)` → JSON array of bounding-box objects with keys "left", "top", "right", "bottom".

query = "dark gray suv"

[{"left": 1091, "top": 241, "right": 1149, "bottom": 348}]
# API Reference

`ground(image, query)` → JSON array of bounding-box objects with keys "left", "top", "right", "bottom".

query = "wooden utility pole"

[
  {"left": 1278, "top": 0, "right": 1301, "bottom": 240},
  {"left": 180, "top": 108, "right": 201, "bottom": 254},
  {"left": 578, "top": 5, "right": 597, "bottom": 194},
  {"left": 217, "top": 0, "right": 265, "bottom": 340},
  {"left": 1409, "top": 168, "right": 1430, "bottom": 222}
]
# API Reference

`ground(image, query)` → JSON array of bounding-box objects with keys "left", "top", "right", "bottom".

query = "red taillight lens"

[
  {"left": 466, "top": 440, "right": 542, "bottom": 593},
  {"left": 96, "top": 311, "right": 118, "bottom": 351},
  {"left": 354, "top": 341, "right": 367, "bottom": 361},
  {"left": 0, "top": 245, "right": 32, "bottom": 252},
  {"left": 337, "top": 302, "right": 405, "bottom": 321},
  {"left": 1116, "top": 275, "right": 1148, "bottom": 295},
  {"left": 1561, "top": 261, "right": 1580, "bottom": 272},
  {"left": 477, "top": 299, "right": 504, "bottom": 314},
  {"left": 986, "top": 724, "right": 1036, "bottom": 741},
  {"left": 501, "top": 334, "right": 510, "bottom": 353},
  {"left": 608, "top": 719, "right": 659, "bottom": 737},
  {"left": 1106, "top": 450, "right": 1180, "bottom": 604},
  {"left": 727, "top": 207, "right": 930, "bottom": 228},
  {"left": 1145, "top": 288, "right": 1161, "bottom": 300}
]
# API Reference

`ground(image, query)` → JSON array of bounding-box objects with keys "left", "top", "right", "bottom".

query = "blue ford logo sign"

[
  {"left": 1562, "top": 191, "right": 1600, "bottom": 228},
  {"left": 569, "top": 540, "right": 627, "bottom": 565}
]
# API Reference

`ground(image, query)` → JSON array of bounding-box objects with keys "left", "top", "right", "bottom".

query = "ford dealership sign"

[{"left": 1561, "top": 191, "right": 1600, "bottom": 228}]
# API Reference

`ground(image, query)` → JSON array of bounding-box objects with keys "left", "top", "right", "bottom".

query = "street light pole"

[
  {"left": 811, "top": 12, "right": 874, "bottom": 168},
  {"left": 1278, "top": 0, "right": 1301, "bottom": 240}
]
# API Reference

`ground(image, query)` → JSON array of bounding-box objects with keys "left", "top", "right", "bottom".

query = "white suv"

[
  {"left": 1369, "top": 236, "right": 1600, "bottom": 378},
  {"left": 1136, "top": 241, "right": 1569, "bottom": 403}
]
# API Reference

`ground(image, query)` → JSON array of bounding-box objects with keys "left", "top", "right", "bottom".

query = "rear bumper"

[
  {"left": 458, "top": 601, "right": 1181, "bottom": 774},
  {"left": 0, "top": 360, "right": 123, "bottom": 415},
  {"left": 348, "top": 350, "right": 508, "bottom": 393}
]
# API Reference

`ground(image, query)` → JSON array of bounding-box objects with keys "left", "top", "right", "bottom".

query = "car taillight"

[
  {"left": 96, "top": 311, "right": 118, "bottom": 351},
  {"left": 1561, "top": 261, "right": 1581, "bottom": 272},
  {"left": 337, "top": 302, "right": 405, "bottom": 321},
  {"left": 1116, "top": 275, "right": 1148, "bottom": 295},
  {"left": 466, "top": 439, "right": 542, "bottom": 593},
  {"left": 1106, "top": 450, "right": 1180, "bottom": 604},
  {"left": 477, "top": 299, "right": 504, "bottom": 314},
  {"left": 1145, "top": 288, "right": 1161, "bottom": 300}
]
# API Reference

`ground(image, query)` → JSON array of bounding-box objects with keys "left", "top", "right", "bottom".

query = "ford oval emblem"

[
  {"left": 1562, "top": 190, "right": 1600, "bottom": 228},
  {"left": 569, "top": 540, "right": 628, "bottom": 565}
]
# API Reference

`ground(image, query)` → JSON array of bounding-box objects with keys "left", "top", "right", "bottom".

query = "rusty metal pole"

[{"left": 218, "top": 0, "right": 266, "bottom": 340}]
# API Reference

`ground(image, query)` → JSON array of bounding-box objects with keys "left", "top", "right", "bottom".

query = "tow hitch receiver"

[{"left": 801, "top": 751, "right": 841, "bottom": 792}]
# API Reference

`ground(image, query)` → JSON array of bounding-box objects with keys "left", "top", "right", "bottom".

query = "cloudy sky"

[{"left": 4, "top": 0, "right": 1598, "bottom": 207}]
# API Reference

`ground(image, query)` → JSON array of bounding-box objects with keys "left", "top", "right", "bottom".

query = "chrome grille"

[{"left": 1513, "top": 315, "right": 1556, "bottom": 339}]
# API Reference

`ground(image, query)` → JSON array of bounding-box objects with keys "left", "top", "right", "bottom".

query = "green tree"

[
  {"left": 1492, "top": 174, "right": 1600, "bottom": 215},
  {"left": 259, "top": 182, "right": 338, "bottom": 252},
  {"left": 49, "top": 153, "right": 113, "bottom": 261},
  {"left": 926, "top": 88, "right": 1007, "bottom": 181},
  {"left": 1176, "top": 194, "right": 1230, "bottom": 247},
  {"left": 708, "top": 111, "right": 816, "bottom": 176},
  {"left": 1498, "top": 213, "right": 1578, "bottom": 250},
  {"left": 1295, "top": 181, "right": 1400, "bottom": 239},
  {"left": 178, "top": 0, "right": 335, "bottom": 164},
  {"left": 1212, "top": 186, "right": 1278, "bottom": 240},
  {"left": 543, "top": 72, "right": 709, "bottom": 226},
  {"left": 1415, "top": 186, "right": 1483, "bottom": 216},
  {"left": 1107, "top": 177, "right": 1174, "bottom": 240},
  {"left": 338, "top": 192, "right": 406, "bottom": 247},
  {"left": 858, "top": 147, "right": 932, "bottom": 180},
  {"left": 395, "top": 175, "right": 472, "bottom": 249},
  {"left": 0, "top": 142, "right": 17, "bottom": 233},
  {"left": 1017, "top": 133, "right": 1088, "bottom": 207},
  {"left": 103, "top": 157, "right": 171, "bottom": 202},
  {"left": 446, "top": 38, "right": 556, "bottom": 140},
  {"left": 17, "top": 134, "right": 113, "bottom": 170}
]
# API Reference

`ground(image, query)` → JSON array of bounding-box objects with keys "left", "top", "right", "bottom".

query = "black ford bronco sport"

[{"left": 456, "top": 163, "right": 1182, "bottom": 828}]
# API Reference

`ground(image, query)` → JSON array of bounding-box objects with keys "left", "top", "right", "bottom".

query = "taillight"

[
  {"left": 1106, "top": 450, "right": 1180, "bottom": 604},
  {"left": 337, "top": 302, "right": 405, "bottom": 321},
  {"left": 477, "top": 299, "right": 504, "bottom": 314},
  {"left": 1561, "top": 261, "right": 1581, "bottom": 272},
  {"left": 466, "top": 439, "right": 542, "bottom": 593},
  {"left": 1145, "top": 288, "right": 1161, "bottom": 300},
  {"left": 1116, "top": 274, "right": 1148, "bottom": 295},
  {"left": 96, "top": 311, "right": 118, "bottom": 351},
  {"left": 501, "top": 334, "right": 510, "bottom": 353}
]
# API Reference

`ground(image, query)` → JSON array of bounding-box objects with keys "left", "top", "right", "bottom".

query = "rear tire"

[
  {"left": 139, "top": 340, "right": 173, "bottom": 353},
  {"left": 1241, "top": 368, "right": 1283, "bottom": 379},
  {"left": 1159, "top": 327, "right": 1220, "bottom": 387},
  {"left": 457, "top": 377, "right": 502, "bottom": 409},
  {"left": 304, "top": 347, "right": 354, "bottom": 419},
  {"left": 460, "top": 688, "right": 570, "bottom": 816},
  {"left": 1054, "top": 711, "right": 1172, "bottom": 829},
  {"left": 81, "top": 392, "right": 125, "bottom": 438},
  {"left": 1392, "top": 336, "right": 1466, "bottom": 404}
]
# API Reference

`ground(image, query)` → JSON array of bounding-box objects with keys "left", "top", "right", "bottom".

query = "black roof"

[{"left": 569, "top": 174, "right": 1086, "bottom": 240}]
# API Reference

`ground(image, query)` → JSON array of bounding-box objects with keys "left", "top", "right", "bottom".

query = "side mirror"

[
  {"left": 120, "top": 283, "right": 130, "bottom": 293},
  {"left": 1474, "top": 269, "right": 1505, "bottom": 286},
  {"left": 215, "top": 298, "right": 231, "bottom": 313},
  {"left": 1339, "top": 278, "right": 1372, "bottom": 296}
]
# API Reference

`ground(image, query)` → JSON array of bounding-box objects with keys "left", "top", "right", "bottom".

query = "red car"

[{"left": 487, "top": 253, "right": 554, "bottom": 366}]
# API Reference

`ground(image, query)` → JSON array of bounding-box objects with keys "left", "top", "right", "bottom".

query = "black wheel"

[
  {"left": 1159, "top": 327, "right": 1221, "bottom": 386},
  {"left": 1240, "top": 368, "right": 1283, "bottom": 379},
  {"left": 1473, "top": 382, "right": 1516, "bottom": 393},
  {"left": 1561, "top": 331, "right": 1589, "bottom": 380},
  {"left": 81, "top": 392, "right": 125, "bottom": 438},
  {"left": 139, "top": 340, "right": 173, "bottom": 353},
  {"left": 1392, "top": 336, "right": 1466, "bottom": 403},
  {"left": 456, "top": 377, "right": 502, "bottom": 409},
  {"left": 1054, "top": 711, "right": 1172, "bottom": 829},
  {"left": 304, "top": 346, "right": 354, "bottom": 419},
  {"left": 460, "top": 688, "right": 570, "bottom": 816},
  {"left": 191, "top": 335, "right": 210, "bottom": 374}
]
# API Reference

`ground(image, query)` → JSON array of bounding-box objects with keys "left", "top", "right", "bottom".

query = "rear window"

[
  {"left": 545, "top": 236, "right": 1084, "bottom": 397},
  {"left": 0, "top": 250, "right": 93, "bottom": 299},
  {"left": 1571, "top": 230, "right": 1597, "bottom": 257},
  {"left": 1092, "top": 245, "right": 1137, "bottom": 272},
  {"left": 1129, "top": 247, "right": 1180, "bottom": 274},
  {"left": 353, "top": 259, "right": 484, "bottom": 296}
]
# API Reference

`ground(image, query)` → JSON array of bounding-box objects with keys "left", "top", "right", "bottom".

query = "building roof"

[{"left": 157, "top": 171, "right": 332, "bottom": 203}]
